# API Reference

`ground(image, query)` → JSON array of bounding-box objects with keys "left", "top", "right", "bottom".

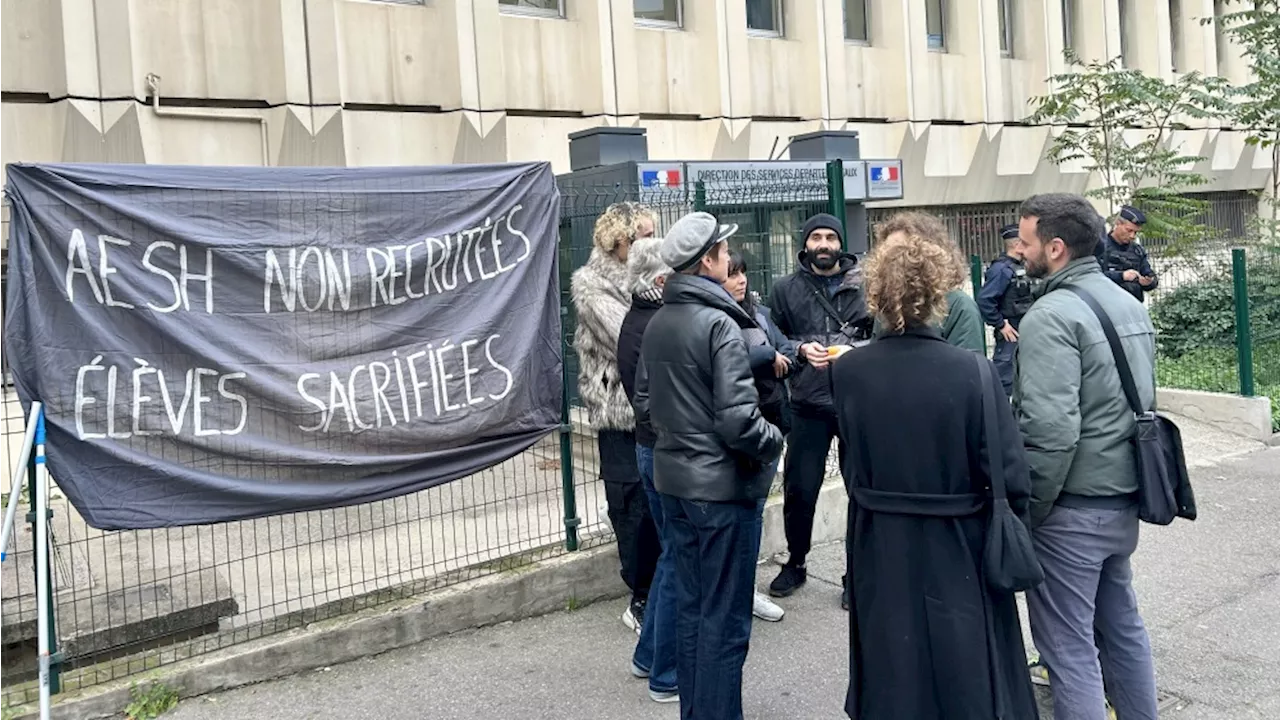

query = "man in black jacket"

[
  {"left": 767, "top": 213, "right": 873, "bottom": 607},
  {"left": 634, "top": 211, "right": 784, "bottom": 719},
  {"left": 1100, "top": 205, "right": 1159, "bottom": 303}
]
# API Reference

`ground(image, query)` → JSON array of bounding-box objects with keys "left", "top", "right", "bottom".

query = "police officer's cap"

[
  {"left": 1118, "top": 206, "right": 1147, "bottom": 225},
  {"left": 999, "top": 224, "right": 1019, "bottom": 241}
]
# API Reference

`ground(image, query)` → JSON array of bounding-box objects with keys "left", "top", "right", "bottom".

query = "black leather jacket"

[{"left": 634, "top": 274, "right": 784, "bottom": 503}]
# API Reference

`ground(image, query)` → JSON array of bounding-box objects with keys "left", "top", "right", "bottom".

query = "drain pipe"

[{"left": 144, "top": 73, "right": 271, "bottom": 165}]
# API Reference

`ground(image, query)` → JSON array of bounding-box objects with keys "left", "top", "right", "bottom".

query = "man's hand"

[
  {"left": 999, "top": 321, "right": 1019, "bottom": 343},
  {"left": 800, "top": 342, "right": 830, "bottom": 368},
  {"left": 772, "top": 353, "right": 792, "bottom": 378},
  {"left": 1122, "top": 269, "right": 1140, "bottom": 282},
  {"left": 1138, "top": 274, "right": 1154, "bottom": 287}
]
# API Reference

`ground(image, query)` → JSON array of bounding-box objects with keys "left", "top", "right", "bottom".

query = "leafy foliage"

[
  {"left": 1152, "top": 253, "right": 1280, "bottom": 359},
  {"left": 1152, "top": 274, "right": 1237, "bottom": 358},
  {"left": 1028, "top": 52, "right": 1234, "bottom": 254},
  {"left": 124, "top": 683, "right": 179, "bottom": 720}
]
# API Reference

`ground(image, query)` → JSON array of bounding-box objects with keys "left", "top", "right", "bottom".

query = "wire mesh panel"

[
  {"left": 0, "top": 385, "right": 577, "bottom": 706},
  {"left": 1148, "top": 244, "right": 1240, "bottom": 396},
  {"left": 0, "top": 205, "right": 580, "bottom": 709}
]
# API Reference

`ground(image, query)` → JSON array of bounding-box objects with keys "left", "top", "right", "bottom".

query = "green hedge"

[{"left": 1150, "top": 256, "right": 1280, "bottom": 360}]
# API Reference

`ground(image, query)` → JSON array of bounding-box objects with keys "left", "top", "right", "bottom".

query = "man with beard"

[
  {"left": 1013, "top": 193, "right": 1159, "bottom": 720},
  {"left": 766, "top": 213, "right": 874, "bottom": 609}
]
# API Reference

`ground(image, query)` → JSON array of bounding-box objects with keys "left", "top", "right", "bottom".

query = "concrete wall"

[{"left": 1, "top": 0, "right": 1271, "bottom": 239}]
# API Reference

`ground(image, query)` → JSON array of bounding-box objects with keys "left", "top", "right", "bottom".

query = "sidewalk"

[{"left": 166, "top": 446, "right": 1280, "bottom": 719}]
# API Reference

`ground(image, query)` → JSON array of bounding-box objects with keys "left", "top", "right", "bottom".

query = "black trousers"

[
  {"left": 782, "top": 409, "right": 846, "bottom": 567},
  {"left": 993, "top": 335, "right": 1017, "bottom": 397},
  {"left": 598, "top": 430, "right": 659, "bottom": 601}
]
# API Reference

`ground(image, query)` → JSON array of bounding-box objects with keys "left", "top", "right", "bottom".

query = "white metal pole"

[
  {"left": 0, "top": 400, "right": 42, "bottom": 560},
  {"left": 33, "top": 405, "right": 52, "bottom": 720}
]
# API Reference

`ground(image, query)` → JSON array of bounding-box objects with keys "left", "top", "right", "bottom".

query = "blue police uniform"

[
  {"left": 978, "top": 224, "right": 1040, "bottom": 394},
  {"left": 1101, "top": 206, "right": 1159, "bottom": 302}
]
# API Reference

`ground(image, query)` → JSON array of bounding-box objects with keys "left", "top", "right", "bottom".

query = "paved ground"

[{"left": 168, "top": 426, "right": 1277, "bottom": 720}]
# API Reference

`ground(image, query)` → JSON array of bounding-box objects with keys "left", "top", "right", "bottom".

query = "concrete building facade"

[{"left": 0, "top": 0, "right": 1272, "bottom": 218}]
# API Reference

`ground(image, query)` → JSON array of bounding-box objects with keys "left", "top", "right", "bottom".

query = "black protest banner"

[{"left": 4, "top": 163, "right": 562, "bottom": 529}]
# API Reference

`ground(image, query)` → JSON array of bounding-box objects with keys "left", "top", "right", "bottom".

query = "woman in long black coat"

[{"left": 831, "top": 229, "right": 1039, "bottom": 720}]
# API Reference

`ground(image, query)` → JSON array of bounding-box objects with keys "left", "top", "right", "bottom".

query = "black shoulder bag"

[
  {"left": 1066, "top": 286, "right": 1197, "bottom": 526},
  {"left": 974, "top": 354, "right": 1045, "bottom": 594}
]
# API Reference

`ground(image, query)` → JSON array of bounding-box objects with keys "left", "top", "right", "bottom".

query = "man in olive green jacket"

[{"left": 1012, "top": 193, "right": 1159, "bottom": 720}]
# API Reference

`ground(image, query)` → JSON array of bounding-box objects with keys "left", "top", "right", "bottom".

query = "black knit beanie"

[{"left": 801, "top": 213, "right": 844, "bottom": 246}]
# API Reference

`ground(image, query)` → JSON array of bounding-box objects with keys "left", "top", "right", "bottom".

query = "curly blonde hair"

[
  {"left": 874, "top": 211, "right": 966, "bottom": 290},
  {"left": 593, "top": 201, "right": 658, "bottom": 255},
  {"left": 864, "top": 232, "right": 955, "bottom": 334}
]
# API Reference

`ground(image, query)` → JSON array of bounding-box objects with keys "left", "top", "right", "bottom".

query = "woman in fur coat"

[{"left": 571, "top": 201, "right": 661, "bottom": 632}]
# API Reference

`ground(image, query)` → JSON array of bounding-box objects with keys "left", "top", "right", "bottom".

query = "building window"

[
  {"left": 926, "top": 0, "right": 946, "bottom": 51},
  {"left": 845, "top": 0, "right": 869, "bottom": 43},
  {"left": 1061, "top": 0, "right": 1075, "bottom": 53},
  {"left": 498, "top": 0, "right": 564, "bottom": 17},
  {"left": 1169, "top": 0, "right": 1184, "bottom": 72},
  {"left": 997, "top": 0, "right": 1013, "bottom": 56},
  {"left": 635, "top": 0, "right": 680, "bottom": 26},
  {"left": 746, "top": 0, "right": 784, "bottom": 35},
  {"left": 1118, "top": 0, "right": 1132, "bottom": 65}
]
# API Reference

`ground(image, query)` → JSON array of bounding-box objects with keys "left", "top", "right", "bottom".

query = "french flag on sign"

[
  {"left": 870, "top": 165, "right": 899, "bottom": 183},
  {"left": 642, "top": 169, "right": 682, "bottom": 187}
]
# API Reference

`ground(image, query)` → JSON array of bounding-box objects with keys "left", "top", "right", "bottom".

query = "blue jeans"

[
  {"left": 632, "top": 445, "right": 678, "bottom": 694},
  {"left": 660, "top": 493, "right": 758, "bottom": 720}
]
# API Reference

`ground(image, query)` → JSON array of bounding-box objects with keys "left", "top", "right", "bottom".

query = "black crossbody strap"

[
  {"left": 974, "top": 354, "right": 1007, "bottom": 501},
  {"left": 803, "top": 274, "right": 850, "bottom": 331},
  {"left": 1064, "top": 286, "right": 1144, "bottom": 416}
]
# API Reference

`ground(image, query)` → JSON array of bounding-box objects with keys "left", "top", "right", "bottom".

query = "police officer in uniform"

[
  {"left": 1101, "top": 205, "right": 1159, "bottom": 302},
  {"left": 977, "top": 223, "right": 1040, "bottom": 395}
]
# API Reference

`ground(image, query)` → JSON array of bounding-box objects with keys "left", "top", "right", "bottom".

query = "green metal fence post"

[
  {"left": 1232, "top": 247, "right": 1255, "bottom": 397},
  {"left": 826, "top": 160, "right": 848, "bottom": 249},
  {"left": 559, "top": 306, "right": 581, "bottom": 551},
  {"left": 970, "top": 254, "right": 987, "bottom": 355},
  {"left": 693, "top": 181, "right": 707, "bottom": 213}
]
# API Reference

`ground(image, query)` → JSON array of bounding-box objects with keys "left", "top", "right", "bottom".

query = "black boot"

[{"left": 769, "top": 563, "right": 807, "bottom": 598}]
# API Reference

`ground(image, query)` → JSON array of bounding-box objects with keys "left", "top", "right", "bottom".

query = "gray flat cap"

[{"left": 661, "top": 212, "right": 738, "bottom": 271}]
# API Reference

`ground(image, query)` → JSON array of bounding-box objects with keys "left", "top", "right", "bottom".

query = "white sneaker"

[
  {"left": 649, "top": 689, "right": 679, "bottom": 704},
  {"left": 752, "top": 591, "right": 785, "bottom": 622},
  {"left": 622, "top": 606, "right": 641, "bottom": 635}
]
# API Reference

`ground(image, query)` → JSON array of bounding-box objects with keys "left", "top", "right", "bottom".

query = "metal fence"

[
  {"left": 1147, "top": 242, "right": 1280, "bottom": 432},
  {"left": 1, "top": 174, "right": 1269, "bottom": 711},
  {"left": 0, "top": 169, "right": 848, "bottom": 711}
]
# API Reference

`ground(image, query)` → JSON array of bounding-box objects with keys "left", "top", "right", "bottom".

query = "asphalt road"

[{"left": 169, "top": 446, "right": 1280, "bottom": 720}]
